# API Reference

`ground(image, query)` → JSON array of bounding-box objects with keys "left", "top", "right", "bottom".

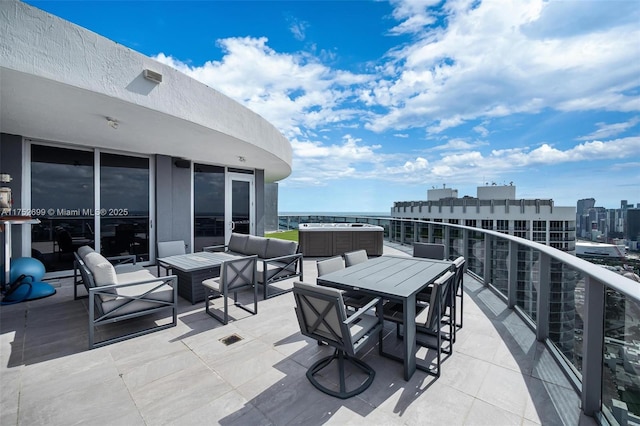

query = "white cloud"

[
  {"left": 154, "top": 37, "right": 372, "bottom": 138},
  {"left": 431, "top": 138, "right": 479, "bottom": 151},
  {"left": 473, "top": 124, "right": 489, "bottom": 137},
  {"left": 577, "top": 117, "right": 640, "bottom": 141},
  {"left": 369, "top": 136, "right": 640, "bottom": 185},
  {"left": 289, "top": 19, "right": 309, "bottom": 41},
  {"left": 152, "top": 1, "right": 638, "bottom": 206},
  {"left": 387, "top": 0, "right": 441, "bottom": 35},
  {"left": 365, "top": 0, "right": 640, "bottom": 133}
]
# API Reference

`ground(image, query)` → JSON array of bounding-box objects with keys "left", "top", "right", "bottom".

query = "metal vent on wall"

[{"left": 143, "top": 69, "right": 163, "bottom": 84}]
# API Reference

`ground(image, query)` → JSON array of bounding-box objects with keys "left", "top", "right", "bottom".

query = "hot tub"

[{"left": 298, "top": 223, "right": 384, "bottom": 257}]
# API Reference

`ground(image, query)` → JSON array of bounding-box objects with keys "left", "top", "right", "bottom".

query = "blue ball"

[{"left": 10, "top": 257, "right": 46, "bottom": 284}]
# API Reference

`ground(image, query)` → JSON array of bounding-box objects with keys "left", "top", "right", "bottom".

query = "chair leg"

[
  {"left": 457, "top": 281, "right": 464, "bottom": 329},
  {"left": 204, "top": 290, "right": 229, "bottom": 325}
]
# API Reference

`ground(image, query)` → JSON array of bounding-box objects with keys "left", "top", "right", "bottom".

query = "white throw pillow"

[{"left": 84, "top": 252, "right": 118, "bottom": 301}]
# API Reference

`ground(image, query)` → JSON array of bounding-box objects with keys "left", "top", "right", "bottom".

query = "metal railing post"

[
  {"left": 536, "top": 252, "right": 550, "bottom": 341},
  {"left": 582, "top": 276, "right": 604, "bottom": 416},
  {"left": 507, "top": 240, "right": 518, "bottom": 309},
  {"left": 444, "top": 225, "right": 451, "bottom": 258},
  {"left": 462, "top": 229, "right": 469, "bottom": 270},
  {"left": 483, "top": 234, "right": 492, "bottom": 285}
]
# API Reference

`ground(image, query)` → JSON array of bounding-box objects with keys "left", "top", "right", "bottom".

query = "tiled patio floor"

[{"left": 1, "top": 246, "right": 597, "bottom": 425}]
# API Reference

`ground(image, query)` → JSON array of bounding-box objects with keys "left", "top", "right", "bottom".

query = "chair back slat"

[
  {"left": 223, "top": 256, "right": 257, "bottom": 292},
  {"left": 293, "top": 282, "right": 349, "bottom": 347},
  {"left": 157, "top": 240, "right": 186, "bottom": 258},
  {"left": 316, "top": 256, "right": 345, "bottom": 277},
  {"left": 453, "top": 256, "right": 466, "bottom": 291},
  {"left": 344, "top": 250, "right": 368, "bottom": 267},
  {"left": 422, "top": 270, "right": 455, "bottom": 330},
  {"left": 413, "top": 242, "right": 445, "bottom": 260}
]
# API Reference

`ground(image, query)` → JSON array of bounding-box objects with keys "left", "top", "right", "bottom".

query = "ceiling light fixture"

[{"left": 106, "top": 117, "right": 119, "bottom": 129}]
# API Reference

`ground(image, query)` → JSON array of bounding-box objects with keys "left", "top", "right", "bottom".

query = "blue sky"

[{"left": 27, "top": 0, "right": 640, "bottom": 212}]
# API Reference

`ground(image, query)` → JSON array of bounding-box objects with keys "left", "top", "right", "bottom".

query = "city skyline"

[{"left": 26, "top": 0, "right": 640, "bottom": 212}]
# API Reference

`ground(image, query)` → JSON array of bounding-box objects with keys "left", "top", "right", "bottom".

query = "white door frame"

[{"left": 225, "top": 171, "right": 255, "bottom": 243}]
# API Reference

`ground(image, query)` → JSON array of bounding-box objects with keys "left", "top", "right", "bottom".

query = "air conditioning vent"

[{"left": 143, "top": 69, "right": 162, "bottom": 84}]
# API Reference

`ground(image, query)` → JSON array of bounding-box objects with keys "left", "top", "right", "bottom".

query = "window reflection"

[
  {"left": 194, "top": 164, "right": 224, "bottom": 251},
  {"left": 100, "top": 153, "right": 149, "bottom": 261},
  {"left": 31, "top": 145, "right": 94, "bottom": 272}
]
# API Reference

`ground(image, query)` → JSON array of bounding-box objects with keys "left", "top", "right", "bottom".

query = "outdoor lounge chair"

[{"left": 293, "top": 281, "right": 383, "bottom": 399}]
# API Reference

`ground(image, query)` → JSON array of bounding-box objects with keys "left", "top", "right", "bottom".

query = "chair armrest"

[
  {"left": 344, "top": 297, "right": 381, "bottom": 324},
  {"left": 261, "top": 252, "right": 303, "bottom": 264},
  {"left": 203, "top": 244, "right": 228, "bottom": 252},
  {"left": 107, "top": 254, "right": 137, "bottom": 265},
  {"left": 89, "top": 275, "right": 177, "bottom": 292}
]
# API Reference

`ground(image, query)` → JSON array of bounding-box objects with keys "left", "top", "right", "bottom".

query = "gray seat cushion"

[{"left": 202, "top": 277, "right": 222, "bottom": 292}]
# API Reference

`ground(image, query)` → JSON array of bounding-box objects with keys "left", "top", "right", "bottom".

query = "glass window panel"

[
  {"left": 603, "top": 291, "right": 640, "bottom": 423},
  {"left": 100, "top": 153, "right": 149, "bottom": 261},
  {"left": 30, "top": 145, "right": 95, "bottom": 272},
  {"left": 194, "top": 164, "right": 224, "bottom": 251},
  {"left": 231, "top": 180, "right": 250, "bottom": 235}
]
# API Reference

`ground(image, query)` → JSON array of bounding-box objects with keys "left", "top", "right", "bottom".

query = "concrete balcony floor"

[{"left": 1, "top": 245, "right": 597, "bottom": 425}]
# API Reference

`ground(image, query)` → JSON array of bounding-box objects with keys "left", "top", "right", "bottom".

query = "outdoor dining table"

[
  {"left": 316, "top": 254, "right": 454, "bottom": 381},
  {"left": 157, "top": 251, "right": 239, "bottom": 304}
]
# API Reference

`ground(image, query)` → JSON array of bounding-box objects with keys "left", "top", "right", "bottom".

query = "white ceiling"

[{"left": 0, "top": 68, "right": 292, "bottom": 182}]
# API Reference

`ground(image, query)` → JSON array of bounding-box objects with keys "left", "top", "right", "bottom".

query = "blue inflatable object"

[
  {"left": 2, "top": 281, "right": 56, "bottom": 303},
  {"left": 10, "top": 257, "right": 46, "bottom": 283},
  {"left": 2, "top": 257, "right": 55, "bottom": 304}
]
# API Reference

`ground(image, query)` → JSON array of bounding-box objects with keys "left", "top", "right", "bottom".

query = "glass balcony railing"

[{"left": 278, "top": 215, "right": 640, "bottom": 425}]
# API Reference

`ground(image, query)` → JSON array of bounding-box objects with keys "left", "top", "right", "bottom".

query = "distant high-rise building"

[
  {"left": 577, "top": 198, "right": 596, "bottom": 238},
  {"left": 627, "top": 209, "right": 640, "bottom": 243}
]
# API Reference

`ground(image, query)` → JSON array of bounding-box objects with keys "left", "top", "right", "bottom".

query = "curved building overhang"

[{"left": 0, "top": 1, "right": 292, "bottom": 182}]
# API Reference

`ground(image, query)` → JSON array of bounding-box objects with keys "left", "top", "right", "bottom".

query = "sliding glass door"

[
  {"left": 193, "top": 164, "right": 225, "bottom": 252},
  {"left": 30, "top": 145, "right": 95, "bottom": 272},
  {"left": 99, "top": 153, "right": 150, "bottom": 261},
  {"left": 30, "top": 143, "right": 153, "bottom": 273},
  {"left": 226, "top": 172, "right": 254, "bottom": 237}
]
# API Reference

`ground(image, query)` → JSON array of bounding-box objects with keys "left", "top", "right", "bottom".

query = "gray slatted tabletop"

[{"left": 158, "top": 251, "right": 238, "bottom": 272}]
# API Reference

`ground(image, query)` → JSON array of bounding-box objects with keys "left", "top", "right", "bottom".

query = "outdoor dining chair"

[
  {"left": 412, "top": 242, "right": 446, "bottom": 260},
  {"left": 157, "top": 240, "right": 186, "bottom": 276},
  {"left": 293, "top": 281, "right": 383, "bottom": 399},
  {"left": 343, "top": 249, "right": 368, "bottom": 267},
  {"left": 381, "top": 269, "right": 456, "bottom": 378},
  {"left": 316, "top": 256, "right": 373, "bottom": 310},
  {"left": 202, "top": 255, "right": 257, "bottom": 325}
]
